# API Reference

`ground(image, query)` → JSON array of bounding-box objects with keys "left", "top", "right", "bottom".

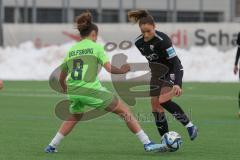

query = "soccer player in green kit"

[{"left": 44, "top": 11, "right": 168, "bottom": 153}]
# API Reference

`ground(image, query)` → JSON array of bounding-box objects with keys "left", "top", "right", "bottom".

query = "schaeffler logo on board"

[
  {"left": 33, "top": 29, "right": 239, "bottom": 48},
  {"left": 170, "top": 29, "right": 239, "bottom": 48}
]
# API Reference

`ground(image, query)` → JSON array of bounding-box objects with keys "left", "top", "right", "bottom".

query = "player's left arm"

[
  {"left": 168, "top": 56, "right": 183, "bottom": 86},
  {"left": 97, "top": 44, "right": 130, "bottom": 74},
  {"left": 162, "top": 36, "right": 183, "bottom": 96},
  {"left": 168, "top": 56, "right": 183, "bottom": 97},
  {"left": 103, "top": 62, "right": 130, "bottom": 74}
]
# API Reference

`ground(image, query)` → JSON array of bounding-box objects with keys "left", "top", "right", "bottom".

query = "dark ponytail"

[
  {"left": 128, "top": 10, "right": 155, "bottom": 26},
  {"left": 75, "top": 11, "right": 98, "bottom": 37}
]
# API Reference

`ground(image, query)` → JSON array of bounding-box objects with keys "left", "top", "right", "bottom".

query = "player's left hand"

[{"left": 173, "top": 85, "right": 182, "bottom": 97}]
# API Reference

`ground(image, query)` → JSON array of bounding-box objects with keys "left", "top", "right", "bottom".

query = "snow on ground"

[{"left": 0, "top": 40, "right": 238, "bottom": 82}]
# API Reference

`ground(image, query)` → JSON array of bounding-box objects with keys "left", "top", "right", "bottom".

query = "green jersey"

[{"left": 61, "top": 39, "right": 109, "bottom": 92}]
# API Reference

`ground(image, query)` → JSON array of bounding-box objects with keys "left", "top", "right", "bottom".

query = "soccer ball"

[{"left": 161, "top": 131, "right": 183, "bottom": 152}]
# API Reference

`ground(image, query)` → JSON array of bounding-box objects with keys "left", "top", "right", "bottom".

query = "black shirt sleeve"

[
  {"left": 156, "top": 32, "right": 176, "bottom": 59},
  {"left": 157, "top": 32, "right": 183, "bottom": 87},
  {"left": 235, "top": 33, "right": 240, "bottom": 66},
  {"left": 168, "top": 56, "right": 183, "bottom": 87}
]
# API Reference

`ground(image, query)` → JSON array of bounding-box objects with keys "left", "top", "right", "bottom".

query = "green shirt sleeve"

[{"left": 97, "top": 45, "right": 109, "bottom": 65}]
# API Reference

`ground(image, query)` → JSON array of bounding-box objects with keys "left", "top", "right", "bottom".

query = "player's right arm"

[
  {"left": 103, "top": 62, "right": 130, "bottom": 74},
  {"left": 59, "top": 70, "right": 67, "bottom": 93},
  {"left": 97, "top": 44, "right": 130, "bottom": 74},
  {"left": 59, "top": 57, "right": 68, "bottom": 93},
  {"left": 234, "top": 32, "right": 240, "bottom": 75}
]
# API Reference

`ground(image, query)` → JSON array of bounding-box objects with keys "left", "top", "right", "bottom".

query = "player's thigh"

[
  {"left": 107, "top": 100, "right": 131, "bottom": 116},
  {"left": 150, "top": 75, "right": 172, "bottom": 96}
]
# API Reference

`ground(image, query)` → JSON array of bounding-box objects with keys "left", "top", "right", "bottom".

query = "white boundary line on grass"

[
  {"left": 0, "top": 92, "right": 237, "bottom": 101},
  {"left": 0, "top": 92, "right": 64, "bottom": 98}
]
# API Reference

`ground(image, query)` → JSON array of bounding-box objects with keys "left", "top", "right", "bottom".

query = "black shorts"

[{"left": 150, "top": 70, "right": 183, "bottom": 97}]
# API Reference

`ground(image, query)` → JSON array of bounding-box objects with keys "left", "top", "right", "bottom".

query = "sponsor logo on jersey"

[
  {"left": 69, "top": 48, "right": 94, "bottom": 57},
  {"left": 170, "top": 74, "right": 175, "bottom": 81},
  {"left": 150, "top": 45, "right": 154, "bottom": 51},
  {"left": 146, "top": 54, "right": 159, "bottom": 61}
]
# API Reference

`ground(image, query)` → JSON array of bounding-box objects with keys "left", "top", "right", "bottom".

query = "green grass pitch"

[{"left": 0, "top": 81, "right": 239, "bottom": 160}]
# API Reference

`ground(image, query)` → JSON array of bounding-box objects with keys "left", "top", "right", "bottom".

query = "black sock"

[
  {"left": 152, "top": 112, "right": 169, "bottom": 137},
  {"left": 161, "top": 100, "right": 190, "bottom": 126}
]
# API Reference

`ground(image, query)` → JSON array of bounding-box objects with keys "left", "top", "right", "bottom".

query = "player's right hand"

[
  {"left": 173, "top": 85, "right": 182, "bottom": 97},
  {"left": 233, "top": 65, "right": 239, "bottom": 75},
  {"left": 121, "top": 64, "right": 131, "bottom": 73}
]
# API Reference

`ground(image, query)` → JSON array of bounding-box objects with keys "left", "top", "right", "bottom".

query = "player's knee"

[
  {"left": 159, "top": 95, "right": 172, "bottom": 104},
  {"left": 110, "top": 100, "right": 128, "bottom": 115},
  {"left": 160, "top": 100, "right": 171, "bottom": 106},
  {"left": 119, "top": 105, "right": 130, "bottom": 115},
  {"left": 107, "top": 97, "right": 119, "bottom": 111},
  {"left": 117, "top": 106, "right": 131, "bottom": 119}
]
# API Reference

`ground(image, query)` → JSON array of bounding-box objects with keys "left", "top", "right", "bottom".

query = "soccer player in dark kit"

[
  {"left": 127, "top": 10, "right": 198, "bottom": 140},
  {"left": 233, "top": 32, "right": 240, "bottom": 117}
]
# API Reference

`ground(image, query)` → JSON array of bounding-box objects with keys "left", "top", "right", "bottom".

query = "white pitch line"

[
  {"left": 182, "top": 94, "right": 236, "bottom": 100},
  {"left": 0, "top": 92, "right": 65, "bottom": 98},
  {"left": 0, "top": 92, "right": 237, "bottom": 101},
  {"left": 4, "top": 88, "right": 55, "bottom": 93}
]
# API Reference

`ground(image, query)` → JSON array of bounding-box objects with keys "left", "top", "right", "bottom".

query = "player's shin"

[
  {"left": 152, "top": 112, "right": 169, "bottom": 137},
  {"left": 48, "top": 115, "right": 80, "bottom": 148},
  {"left": 161, "top": 101, "right": 190, "bottom": 126}
]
